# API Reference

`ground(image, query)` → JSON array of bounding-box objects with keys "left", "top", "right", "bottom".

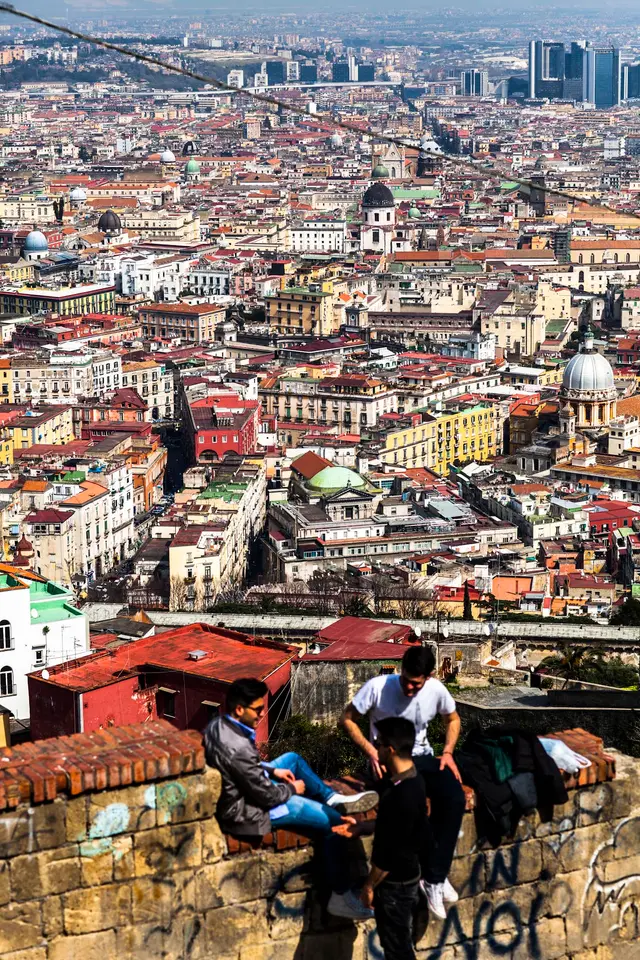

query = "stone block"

[
  {"left": 65, "top": 797, "right": 89, "bottom": 843},
  {"left": 542, "top": 822, "right": 612, "bottom": 877},
  {"left": 453, "top": 812, "right": 479, "bottom": 858},
  {"left": 269, "top": 890, "right": 308, "bottom": 939},
  {"left": 79, "top": 839, "right": 114, "bottom": 886},
  {"left": 31, "top": 801, "right": 66, "bottom": 850},
  {"left": 448, "top": 851, "right": 485, "bottom": 899},
  {"left": 204, "top": 900, "right": 270, "bottom": 956},
  {"left": 416, "top": 895, "right": 477, "bottom": 949},
  {"left": 113, "top": 835, "right": 135, "bottom": 881},
  {"left": 196, "top": 856, "right": 262, "bottom": 910},
  {"left": 49, "top": 930, "right": 117, "bottom": 960},
  {"left": 153, "top": 773, "right": 217, "bottom": 826},
  {"left": 88, "top": 784, "right": 155, "bottom": 839},
  {"left": 484, "top": 838, "right": 542, "bottom": 891},
  {"left": 201, "top": 816, "right": 226, "bottom": 864},
  {"left": 0, "top": 809, "right": 43, "bottom": 858},
  {"left": 513, "top": 916, "right": 566, "bottom": 960},
  {"left": 63, "top": 881, "right": 131, "bottom": 934},
  {"left": 1, "top": 951, "right": 47, "bottom": 960},
  {"left": 10, "top": 848, "right": 81, "bottom": 901},
  {"left": 0, "top": 901, "right": 43, "bottom": 952},
  {"left": 240, "top": 938, "right": 301, "bottom": 960},
  {"left": 133, "top": 822, "right": 201, "bottom": 877},
  {"left": 259, "top": 847, "right": 313, "bottom": 899},
  {"left": 42, "top": 894, "right": 64, "bottom": 938},
  {"left": 0, "top": 863, "right": 10, "bottom": 906},
  {"left": 131, "top": 876, "right": 176, "bottom": 926}
]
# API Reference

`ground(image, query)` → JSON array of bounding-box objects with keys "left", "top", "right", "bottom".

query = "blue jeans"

[{"left": 266, "top": 752, "right": 348, "bottom": 893}]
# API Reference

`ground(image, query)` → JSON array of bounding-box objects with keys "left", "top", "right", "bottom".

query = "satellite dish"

[{"left": 41, "top": 669, "right": 50, "bottom": 680}]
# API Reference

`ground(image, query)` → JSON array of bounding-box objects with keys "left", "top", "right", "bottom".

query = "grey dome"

[
  {"left": 182, "top": 140, "right": 196, "bottom": 155},
  {"left": 161, "top": 149, "right": 176, "bottom": 163},
  {"left": 24, "top": 230, "right": 48, "bottom": 252},
  {"left": 562, "top": 348, "right": 615, "bottom": 394},
  {"left": 98, "top": 210, "right": 121, "bottom": 234},
  {"left": 363, "top": 181, "right": 395, "bottom": 208},
  {"left": 70, "top": 187, "right": 86, "bottom": 201}
]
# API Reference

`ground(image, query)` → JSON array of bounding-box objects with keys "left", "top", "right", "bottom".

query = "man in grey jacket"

[{"left": 204, "top": 677, "right": 378, "bottom": 921}]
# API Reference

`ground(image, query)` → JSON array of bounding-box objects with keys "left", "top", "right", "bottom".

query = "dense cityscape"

[{"left": 0, "top": 6, "right": 640, "bottom": 959}]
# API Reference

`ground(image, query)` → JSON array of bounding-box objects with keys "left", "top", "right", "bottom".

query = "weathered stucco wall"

[{"left": 0, "top": 722, "right": 639, "bottom": 959}]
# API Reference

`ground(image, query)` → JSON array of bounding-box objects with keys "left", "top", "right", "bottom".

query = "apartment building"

[
  {"left": 121, "top": 359, "right": 174, "bottom": 419},
  {"left": 265, "top": 283, "right": 336, "bottom": 337},
  {"left": 10, "top": 349, "right": 121, "bottom": 403},
  {"left": 369, "top": 401, "right": 500, "bottom": 474},
  {"left": 0, "top": 283, "right": 115, "bottom": 317},
  {"left": 0, "top": 564, "right": 89, "bottom": 721},
  {"left": 0, "top": 194, "right": 58, "bottom": 224},
  {"left": 260, "top": 373, "right": 397, "bottom": 433},
  {"left": 7, "top": 405, "right": 75, "bottom": 453},
  {"left": 120, "top": 210, "right": 200, "bottom": 243},
  {"left": 139, "top": 303, "right": 226, "bottom": 342},
  {"left": 289, "top": 218, "right": 347, "bottom": 254}
]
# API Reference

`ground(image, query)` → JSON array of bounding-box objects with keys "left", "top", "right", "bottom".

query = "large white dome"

[{"left": 562, "top": 350, "right": 614, "bottom": 395}]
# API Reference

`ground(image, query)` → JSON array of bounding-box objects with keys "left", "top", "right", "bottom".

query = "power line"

[{"left": 0, "top": 3, "right": 639, "bottom": 224}]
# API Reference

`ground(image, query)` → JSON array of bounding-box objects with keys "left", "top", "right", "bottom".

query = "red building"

[
  {"left": 28, "top": 623, "right": 296, "bottom": 742},
  {"left": 185, "top": 394, "right": 261, "bottom": 463}
]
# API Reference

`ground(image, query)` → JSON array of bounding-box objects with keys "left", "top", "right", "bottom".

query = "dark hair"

[
  {"left": 376, "top": 717, "right": 416, "bottom": 759},
  {"left": 226, "top": 678, "right": 268, "bottom": 713},
  {"left": 402, "top": 645, "right": 436, "bottom": 678}
]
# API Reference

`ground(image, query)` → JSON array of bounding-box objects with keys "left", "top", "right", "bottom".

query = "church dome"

[
  {"left": 371, "top": 163, "right": 389, "bottom": 179},
  {"left": 409, "top": 206, "right": 421, "bottom": 218},
  {"left": 98, "top": 209, "right": 121, "bottom": 234},
  {"left": 420, "top": 136, "right": 442, "bottom": 155},
  {"left": 562, "top": 332, "right": 615, "bottom": 396},
  {"left": 363, "top": 181, "right": 395, "bottom": 208},
  {"left": 70, "top": 186, "right": 86, "bottom": 202},
  {"left": 308, "top": 466, "right": 366, "bottom": 492},
  {"left": 329, "top": 133, "right": 343, "bottom": 148},
  {"left": 185, "top": 158, "right": 200, "bottom": 173},
  {"left": 23, "top": 230, "right": 48, "bottom": 252},
  {"left": 161, "top": 149, "right": 176, "bottom": 163},
  {"left": 182, "top": 140, "right": 196, "bottom": 155}
]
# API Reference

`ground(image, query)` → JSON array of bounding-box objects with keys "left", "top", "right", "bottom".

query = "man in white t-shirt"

[{"left": 341, "top": 645, "right": 466, "bottom": 921}]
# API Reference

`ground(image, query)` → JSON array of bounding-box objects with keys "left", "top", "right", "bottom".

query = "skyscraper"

[
  {"left": 563, "top": 41, "right": 586, "bottom": 100},
  {"left": 583, "top": 45, "right": 620, "bottom": 108},
  {"left": 528, "top": 40, "right": 565, "bottom": 99},
  {"left": 622, "top": 63, "right": 640, "bottom": 100},
  {"left": 460, "top": 69, "right": 489, "bottom": 97}
]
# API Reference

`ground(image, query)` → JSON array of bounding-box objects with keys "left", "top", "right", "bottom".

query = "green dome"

[
  {"left": 308, "top": 466, "right": 366, "bottom": 491},
  {"left": 185, "top": 158, "right": 200, "bottom": 173},
  {"left": 409, "top": 206, "right": 421, "bottom": 218},
  {"left": 371, "top": 163, "right": 389, "bottom": 179}
]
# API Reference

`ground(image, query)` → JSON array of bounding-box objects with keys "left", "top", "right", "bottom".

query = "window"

[
  {"left": 158, "top": 687, "right": 176, "bottom": 719},
  {"left": 0, "top": 622, "right": 11, "bottom": 650},
  {"left": 202, "top": 700, "right": 220, "bottom": 723},
  {"left": 0, "top": 666, "right": 13, "bottom": 697},
  {"left": 33, "top": 648, "right": 45, "bottom": 666}
]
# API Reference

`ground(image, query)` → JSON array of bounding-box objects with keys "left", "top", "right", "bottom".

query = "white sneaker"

[
  {"left": 442, "top": 878, "right": 459, "bottom": 903},
  {"left": 419, "top": 881, "right": 447, "bottom": 920},
  {"left": 327, "top": 889, "right": 374, "bottom": 921},
  {"left": 326, "top": 790, "right": 379, "bottom": 814}
]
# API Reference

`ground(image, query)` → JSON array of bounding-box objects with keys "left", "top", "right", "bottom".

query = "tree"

[
  {"left": 342, "top": 594, "right": 372, "bottom": 618},
  {"left": 610, "top": 596, "right": 640, "bottom": 626},
  {"left": 169, "top": 575, "right": 187, "bottom": 612},
  {"left": 463, "top": 581, "right": 473, "bottom": 620},
  {"left": 369, "top": 574, "right": 394, "bottom": 616},
  {"left": 193, "top": 577, "right": 206, "bottom": 613}
]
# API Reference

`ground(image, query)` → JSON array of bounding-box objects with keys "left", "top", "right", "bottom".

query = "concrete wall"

[{"left": 1, "top": 722, "right": 640, "bottom": 959}]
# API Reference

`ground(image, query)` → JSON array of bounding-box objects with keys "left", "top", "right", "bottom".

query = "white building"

[
  {"left": 290, "top": 218, "right": 347, "bottom": 254},
  {"left": 0, "top": 565, "right": 89, "bottom": 721},
  {"left": 227, "top": 69, "right": 244, "bottom": 88}
]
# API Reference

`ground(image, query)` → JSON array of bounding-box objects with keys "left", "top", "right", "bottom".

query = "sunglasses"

[{"left": 247, "top": 703, "right": 265, "bottom": 716}]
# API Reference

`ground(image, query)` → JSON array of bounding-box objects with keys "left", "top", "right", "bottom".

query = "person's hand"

[
  {"left": 440, "top": 752, "right": 462, "bottom": 783},
  {"left": 331, "top": 816, "right": 358, "bottom": 838},
  {"left": 367, "top": 745, "right": 384, "bottom": 780},
  {"left": 360, "top": 883, "right": 374, "bottom": 909},
  {"left": 293, "top": 779, "right": 306, "bottom": 795},
  {"left": 272, "top": 768, "right": 296, "bottom": 784}
]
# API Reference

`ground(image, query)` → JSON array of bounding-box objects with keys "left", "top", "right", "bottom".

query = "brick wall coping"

[{"left": 0, "top": 722, "right": 615, "bottom": 857}]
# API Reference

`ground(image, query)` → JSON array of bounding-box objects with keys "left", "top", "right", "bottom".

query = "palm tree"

[{"left": 538, "top": 645, "right": 601, "bottom": 687}]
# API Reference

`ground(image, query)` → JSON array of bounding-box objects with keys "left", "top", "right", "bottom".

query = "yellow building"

[
  {"left": 380, "top": 402, "right": 499, "bottom": 474},
  {"left": 0, "top": 259, "right": 35, "bottom": 284},
  {"left": 7, "top": 405, "right": 75, "bottom": 453},
  {"left": 0, "top": 360, "right": 13, "bottom": 404},
  {"left": 265, "top": 283, "right": 336, "bottom": 337},
  {"left": 0, "top": 284, "right": 115, "bottom": 317}
]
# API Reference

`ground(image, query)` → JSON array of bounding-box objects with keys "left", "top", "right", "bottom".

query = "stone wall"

[{"left": 0, "top": 721, "right": 640, "bottom": 959}]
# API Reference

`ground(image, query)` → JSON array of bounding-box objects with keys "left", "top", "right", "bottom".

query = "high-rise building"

[
  {"left": 300, "top": 61, "right": 318, "bottom": 83},
  {"left": 358, "top": 62, "right": 375, "bottom": 82},
  {"left": 528, "top": 40, "right": 565, "bottom": 99},
  {"left": 332, "top": 60, "right": 351, "bottom": 83},
  {"left": 265, "top": 60, "right": 285, "bottom": 86},
  {"left": 583, "top": 44, "right": 620, "bottom": 108},
  {"left": 460, "top": 69, "right": 489, "bottom": 96},
  {"left": 563, "top": 41, "right": 586, "bottom": 100},
  {"left": 227, "top": 69, "right": 244, "bottom": 89},
  {"left": 622, "top": 63, "right": 640, "bottom": 100},
  {"left": 286, "top": 60, "right": 300, "bottom": 82},
  {"left": 347, "top": 55, "right": 358, "bottom": 82}
]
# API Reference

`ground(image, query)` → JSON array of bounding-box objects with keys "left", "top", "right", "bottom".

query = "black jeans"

[
  {"left": 414, "top": 754, "right": 466, "bottom": 884},
  {"left": 374, "top": 878, "right": 420, "bottom": 960}
]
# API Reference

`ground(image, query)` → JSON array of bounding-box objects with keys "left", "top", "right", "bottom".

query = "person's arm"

[
  {"left": 440, "top": 710, "right": 462, "bottom": 782},
  {"left": 340, "top": 700, "right": 383, "bottom": 778},
  {"left": 231, "top": 748, "right": 296, "bottom": 809},
  {"left": 361, "top": 863, "right": 389, "bottom": 908}
]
